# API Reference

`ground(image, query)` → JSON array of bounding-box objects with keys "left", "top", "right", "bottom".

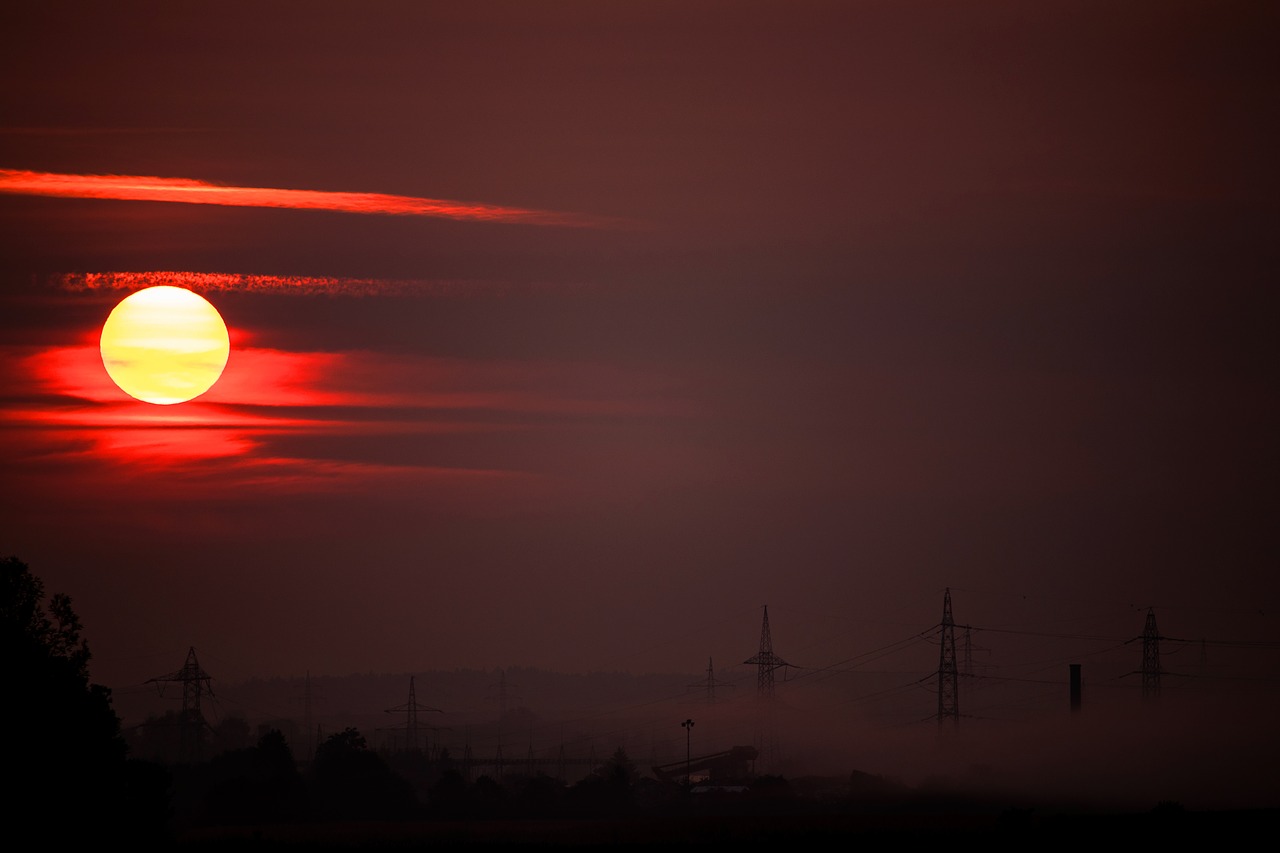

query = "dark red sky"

[{"left": 1, "top": 0, "right": 1275, "bottom": 709}]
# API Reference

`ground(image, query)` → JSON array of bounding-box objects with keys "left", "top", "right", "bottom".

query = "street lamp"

[{"left": 681, "top": 718, "right": 695, "bottom": 787}]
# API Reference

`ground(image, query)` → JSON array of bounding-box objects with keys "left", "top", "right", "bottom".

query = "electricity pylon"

[
  {"left": 1141, "top": 608, "right": 1161, "bottom": 699},
  {"left": 689, "top": 656, "right": 733, "bottom": 704},
  {"left": 297, "top": 670, "right": 325, "bottom": 763},
  {"left": 383, "top": 675, "right": 442, "bottom": 753},
  {"left": 937, "top": 589, "right": 959, "bottom": 725},
  {"left": 147, "top": 646, "right": 215, "bottom": 763},
  {"left": 743, "top": 605, "right": 791, "bottom": 770},
  {"left": 487, "top": 668, "right": 522, "bottom": 722},
  {"left": 303, "top": 671, "right": 312, "bottom": 758},
  {"left": 744, "top": 606, "right": 791, "bottom": 699}
]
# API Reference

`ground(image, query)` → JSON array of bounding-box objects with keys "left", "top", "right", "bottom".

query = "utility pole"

[
  {"left": 937, "top": 589, "right": 959, "bottom": 725},
  {"left": 487, "top": 668, "right": 522, "bottom": 723},
  {"left": 682, "top": 719, "right": 695, "bottom": 786}
]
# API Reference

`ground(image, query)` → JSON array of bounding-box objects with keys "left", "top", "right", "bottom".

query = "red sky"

[{"left": 1, "top": 0, "right": 1276, "bottom": 741}]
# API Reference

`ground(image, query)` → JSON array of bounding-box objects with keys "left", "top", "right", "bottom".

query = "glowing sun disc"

[{"left": 100, "top": 286, "right": 230, "bottom": 405}]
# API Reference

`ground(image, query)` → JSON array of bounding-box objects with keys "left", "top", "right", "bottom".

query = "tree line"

[{"left": 3, "top": 555, "right": 796, "bottom": 839}]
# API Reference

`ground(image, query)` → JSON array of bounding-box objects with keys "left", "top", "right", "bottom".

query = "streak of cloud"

[
  {"left": 0, "top": 168, "right": 619, "bottom": 227},
  {"left": 10, "top": 344, "right": 687, "bottom": 416},
  {"left": 55, "top": 271, "right": 571, "bottom": 297},
  {"left": 0, "top": 126, "right": 217, "bottom": 136},
  {"left": 0, "top": 343, "right": 695, "bottom": 487}
]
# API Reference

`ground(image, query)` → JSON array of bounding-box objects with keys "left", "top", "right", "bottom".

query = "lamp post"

[{"left": 681, "top": 718, "right": 695, "bottom": 787}]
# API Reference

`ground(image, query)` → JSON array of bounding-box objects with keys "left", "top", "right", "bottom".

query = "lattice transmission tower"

[
  {"left": 489, "top": 668, "right": 524, "bottom": 721},
  {"left": 937, "top": 588, "right": 959, "bottom": 725},
  {"left": 1141, "top": 608, "right": 1161, "bottom": 699},
  {"left": 744, "top": 605, "right": 791, "bottom": 699},
  {"left": 690, "top": 656, "right": 733, "bottom": 704},
  {"left": 147, "top": 646, "right": 215, "bottom": 763},
  {"left": 303, "top": 671, "right": 312, "bottom": 758},
  {"left": 383, "top": 676, "right": 442, "bottom": 753},
  {"left": 297, "top": 670, "right": 325, "bottom": 762},
  {"left": 743, "top": 605, "right": 791, "bottom": 771}
]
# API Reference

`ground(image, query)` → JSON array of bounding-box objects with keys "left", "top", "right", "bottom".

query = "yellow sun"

[{"left": 100, "top": 286, "right": 230, "bottom": 405}]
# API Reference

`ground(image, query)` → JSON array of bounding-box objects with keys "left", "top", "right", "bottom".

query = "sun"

[{"left": 100, "top": 286, "right": 231, "bottom": 405}]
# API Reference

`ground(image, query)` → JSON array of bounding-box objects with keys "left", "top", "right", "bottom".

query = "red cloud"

[
  {"left": 0, "top": 168, "right": 619, "bottom": 227},
  {"left": 2, "top": 343, "right": 690, "bottom": 475}
]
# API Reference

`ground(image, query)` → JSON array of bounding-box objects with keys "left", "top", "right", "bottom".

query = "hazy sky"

[{"left": 1, "top": 1, "right": 1275, "bottom": 714}]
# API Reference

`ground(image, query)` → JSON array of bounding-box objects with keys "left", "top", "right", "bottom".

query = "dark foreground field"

[{"left": 177, "top": 807, "right": 1278, "bottom": 849}]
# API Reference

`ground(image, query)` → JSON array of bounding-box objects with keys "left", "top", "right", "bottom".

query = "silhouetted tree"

[
  {"left": 1, "top": 555, "right": 169, "bottom": 839},
  {"left": 386, "top": 743, "right": 433, "bottom": 796},
  {"left": 747, "top": 773, "right": 795, "bottom": 808},
  {"left": 596, "top": 746, "right": 638, "bottom": 786},
  {"left": 128, "top": 709, "right": 188, "bottom": 764},
  {"left": 568, "top": 747, "right": 637, "bottom": 815},
  {"left": 310, "top": 727, "right": 417, "bottom": 820},
  {"left": 317, "top": 726, "right": 367, "bottom": 757},
  {"left": 198, "top": 729, "right": 308, "bottom": 826},
  {"left": 123, "top": 757, "right": 175, "bottom": 832},
  {"left": 470, "top": 773, "right": 511, "bottom": 818},
  {"left": 513, "top": 772, "right": 564, "bottom": 817},
  {"left": 427, "top": 768, "right": 468, "bottom": 818},
  {"left": 213, "top": 714, "right": 252, "bottom": 754}
]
